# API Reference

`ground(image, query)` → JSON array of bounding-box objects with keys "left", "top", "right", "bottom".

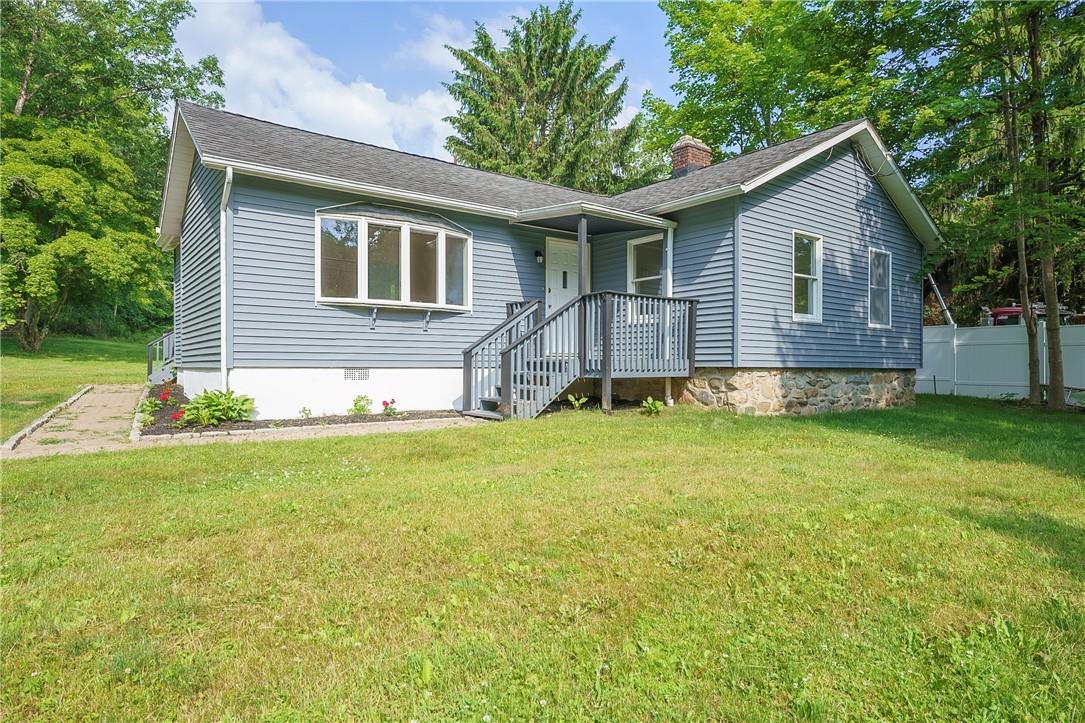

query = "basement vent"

[{"left": 344, "top": 368, "right": 370, "bottom": 381}]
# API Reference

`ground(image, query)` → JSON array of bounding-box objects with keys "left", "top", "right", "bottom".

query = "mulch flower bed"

[{"left": 139, "top": 382, "right": 460, "bottom": 436}]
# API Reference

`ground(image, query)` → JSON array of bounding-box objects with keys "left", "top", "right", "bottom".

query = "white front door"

[{"left": 545, "top": 238, "right": 584, "bottom": 314}]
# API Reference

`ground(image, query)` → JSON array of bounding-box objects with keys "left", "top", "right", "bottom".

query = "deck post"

[
  {"left": 147, "top": 341, "right": 154, "bottom": 379},
  {"left": 578, "top": 301, "right": 587, "bottom": 377},
  {"left": 601, "top": 292, "right": 613, "bottom": 414},
  {"left": 687, "top": 300, "right": 698, "bottom": 377},
  {"left": 500, "top": 348, "right": 513, "bottom": 417},
  {"left": 577, "top": 214, "right": 588, "bottom": 296},
  {"left": 462, "top": 350, "right": 473, "bottom": 411}
]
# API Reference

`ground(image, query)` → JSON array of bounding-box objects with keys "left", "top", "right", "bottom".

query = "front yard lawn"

[
  {"left": 3, "top": 396, "right": 1083, "bottom": 719},
  {"left": 0, "top": 335, "right": 145, "bottom": 440}
]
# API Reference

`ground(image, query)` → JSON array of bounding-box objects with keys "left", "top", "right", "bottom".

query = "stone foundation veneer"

[{"left": 682, "top": 368, "right": 916, "bottom": 416}]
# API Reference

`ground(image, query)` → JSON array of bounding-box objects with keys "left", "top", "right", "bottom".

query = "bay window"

[{"left": 316, "top": 213, "right": 471, "bottom": 310}]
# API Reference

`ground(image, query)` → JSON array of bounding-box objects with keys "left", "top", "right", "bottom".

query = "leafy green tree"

[
  {"left": 647, "top": 0, "right": 1084, "bottom": 409},
  {"left": 2, "top": 117, "right": 168, "bottom": 350},
  {"left": 0, "top": 0, "right": 223, "bottom": 347},
  {"left": 444, "top": 1, "right": 662, "bottom": 193}
]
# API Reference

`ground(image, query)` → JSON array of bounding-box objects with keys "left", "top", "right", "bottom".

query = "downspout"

[
  {"left": 219, "top": 166, "right": 234, "bottom": 390},
  {"left": 927, "top": 273, "right": 956, "bottom": 395},
  {"left": 664, "top": 226, "right": 675, "bottom": 406},
  {"left": 927, "top": 273, "right": 954, "bottom": 326}
]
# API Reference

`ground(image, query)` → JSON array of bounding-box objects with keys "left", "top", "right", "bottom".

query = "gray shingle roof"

[
  {"left": 606, "top": 119, "right": 867, "bottom": 211},
  {"left": 178, "top": 101, "right": 601, "bottom": 212},
  {"left": 178, "top": 101, "right": 865, "bottom": 215}
]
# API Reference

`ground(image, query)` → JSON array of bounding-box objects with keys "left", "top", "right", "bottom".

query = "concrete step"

[{"left": 463, "top": 409, "right": 504, "bottom": 421}]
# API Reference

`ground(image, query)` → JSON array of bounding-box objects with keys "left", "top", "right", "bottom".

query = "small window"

[
  {"left": 793, "top": 231, "right": 822, "bottom": 322},
  {"left": 629, "top": 235, "right": 664, "bottom": 296},
  {"left": 320, "top": 218, "right": 359, "bottom": 298},
  {"left": 869, "top": 248, "right": 892, "bottom": 328}
]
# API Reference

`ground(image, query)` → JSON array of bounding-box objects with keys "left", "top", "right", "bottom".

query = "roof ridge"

[{"left": 176, "top": 100, "right": 608, "bottom": 200}]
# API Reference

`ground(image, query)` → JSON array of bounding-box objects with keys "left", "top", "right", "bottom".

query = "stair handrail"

[
  {"left": 146, "top": 329, "right": 175, "bottom": 379},
  {"left": 463, "top": 299, "right": 543, "bottom": 411},
  {"left": 499, "top": 291, "right": 699, "bottom": 419},
  {"left": 496, "top": 290, "right": 598, "bottom": 419}
]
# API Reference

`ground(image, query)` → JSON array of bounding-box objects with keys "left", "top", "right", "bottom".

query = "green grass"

[
  {"left": 0, "top": 335, "right": 145, "bottom": 439},
  {"left": 3, "top": 397, "right": 1083, "bottom": 720}
]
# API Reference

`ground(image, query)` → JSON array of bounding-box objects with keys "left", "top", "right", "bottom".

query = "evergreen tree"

[{"left": 443, "top": 1, "right": 661, "bottom": 193}]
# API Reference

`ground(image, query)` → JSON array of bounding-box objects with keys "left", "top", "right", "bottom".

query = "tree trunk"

[
  {"left": 1026, "top": 7, "right": 1065, "bottom": 410},
  {"left": 995, "top": 9, "right": 1041, "bottom": 405},
  {"left": 12, "top": 19, "right": 41, "bottom": 117},
  {"left": 15, "top": 301, "right": 46, "bottom": 352}
]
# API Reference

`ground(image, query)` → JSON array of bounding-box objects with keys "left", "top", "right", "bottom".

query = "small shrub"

[
  {"left": 299, "top": 407, "right": 312, "bottom": 419},
  {"left": 381, "top": 398, "right": 399, "bottom": 416},
  {"left": 567, "top": 393, "right": 588, "bottom": 411},
  {"left": 158, "top": 390, "right": 172, "bottom": 404},
  {"left": 349, "top": 395, "right": 373, "bottom": 415},
  {"left": 138, "top": 413, "right": 155, "bottom": 428},
  {"left": 641, "top": 396, "right": 665, "bottom": 416},
  {"left": 179, "top": 390, "right": 255, "bottom": 427},
  {"left": 138, "top": 397, "right": 163, "bottom": 415}
]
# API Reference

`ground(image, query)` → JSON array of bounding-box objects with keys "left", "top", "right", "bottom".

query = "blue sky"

[{"left": 177, "top": 1, "right": 676, "bottom": 160}]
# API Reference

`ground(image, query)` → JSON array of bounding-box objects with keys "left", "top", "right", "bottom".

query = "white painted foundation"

[
  {"left": 177, "top": 368, "right": 222, "bottom": 398},
  {"left": 222, "top": 367, "right": 464, "bottom": 419}
]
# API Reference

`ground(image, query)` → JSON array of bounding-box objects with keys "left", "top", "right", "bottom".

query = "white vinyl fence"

[{"left": 917, "top": 324, "right": 1085, "bottom": 398}]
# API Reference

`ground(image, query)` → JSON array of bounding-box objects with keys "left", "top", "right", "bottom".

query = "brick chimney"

[{"left": 670, "top": 135, "right": 712, "bottom": 177}]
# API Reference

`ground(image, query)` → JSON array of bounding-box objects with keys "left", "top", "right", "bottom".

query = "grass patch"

[
  {"left": 0, "top": 336, "right": 145, "bottom": 439},
  {"left": 2, "top": 396, "right": 1083, "bottom": 719}
]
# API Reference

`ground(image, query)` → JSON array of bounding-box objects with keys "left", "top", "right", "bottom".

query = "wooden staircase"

[{"left": 463, "top": 292, "right": 697, "bottom": 420}]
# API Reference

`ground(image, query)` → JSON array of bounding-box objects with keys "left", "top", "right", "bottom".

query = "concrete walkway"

[
  {"left": 4, "top": 385, "right": 481, "bottom": 460},
  {"left": 5, "top": 384, "right": 144, "bottom": 459}
]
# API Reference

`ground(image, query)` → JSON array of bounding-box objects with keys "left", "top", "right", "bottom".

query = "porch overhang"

[{"left": 513, "top": 201, "right": 676, "bottom": 235}]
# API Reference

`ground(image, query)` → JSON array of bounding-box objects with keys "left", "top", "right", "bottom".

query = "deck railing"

[
  {"left": 463, "top": 300, "right": 543, "bottom": 412},
  {"left": 499, "top": 291, "right": 697, "bottom": 419},
  {"left": 506, "top": 299, "right": 543, "bottom": 319},
  {"left": 147, "top": 330, "right": 175, "bottom": 381}
]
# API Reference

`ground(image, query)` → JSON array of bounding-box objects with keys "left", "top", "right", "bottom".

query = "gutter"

[
  {"left": 219, "top": 166, "right": 234, "bottom": 390},
  {"left": 516, "top": 201, "right": 678, "bottom": 229},
  {"left": 200, "top": 156, "right": 519, "bottom": 221}
]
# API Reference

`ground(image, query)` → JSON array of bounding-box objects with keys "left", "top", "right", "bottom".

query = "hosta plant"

[{"left": 180, "top": 390, "right": 255, "bottom": 427}]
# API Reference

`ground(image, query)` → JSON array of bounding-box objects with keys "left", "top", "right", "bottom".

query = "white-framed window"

[
  {"left": 315, "top": 214, "right": 471, "bottom": 311},
  {"left": 792, "top": 231, "right": 822, "bottom": 322},
  {"left": 868, "top": 247, "right": 892, "bottom": 328},
  {"left": 627, "top": 233, "right": 664, "bottom": 296}
]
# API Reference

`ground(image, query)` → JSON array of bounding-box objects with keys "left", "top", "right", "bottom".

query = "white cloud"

[
  {"left": 614, "top": 104, "right": 640, "bottom": 128},
  {"left": 177, "top": 0, "right": 455, "bottom": 159},
  {"left": 396, "top": 7, "right": 525, "bottom": 72},
  {"left": 396, "top": 13, "right": 471, "bottom": 73}
]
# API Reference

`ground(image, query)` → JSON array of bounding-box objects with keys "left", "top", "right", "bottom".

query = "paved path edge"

[
  {"left": 1, "top": 385, "right": 95, "bottom": 452},
  {"left": 129, "top": 384, "right": 150, "bottom": 443}
]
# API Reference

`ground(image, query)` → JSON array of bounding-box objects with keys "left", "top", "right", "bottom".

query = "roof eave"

[
  {"left": 516, "top": 200, "right": 677, "bottom": 229},
  {"left": 198, "top": 155, "right": 522, "bottom": 222},
  {"left": 644, "top": 121, "right": 943, "bottom": 252},
  {"left": 637, "top": 184, "right": 743, "bottom": 215},
  {"left": 156, "top": 105, "right": 197, "bottom": 249}
]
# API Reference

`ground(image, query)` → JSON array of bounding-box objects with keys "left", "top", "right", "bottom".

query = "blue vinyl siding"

[
  {"left": 671, "top": 198, "right": 736, "bottom": 367},
  {"left": 738, "top": 149, "right": 923, "bottom": 368},
  {"left": 228, "top": 176, "right": 547, "bottom": 367},
  {"left": 176, "top": 159, "right": 223, "bottom": 366}
]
